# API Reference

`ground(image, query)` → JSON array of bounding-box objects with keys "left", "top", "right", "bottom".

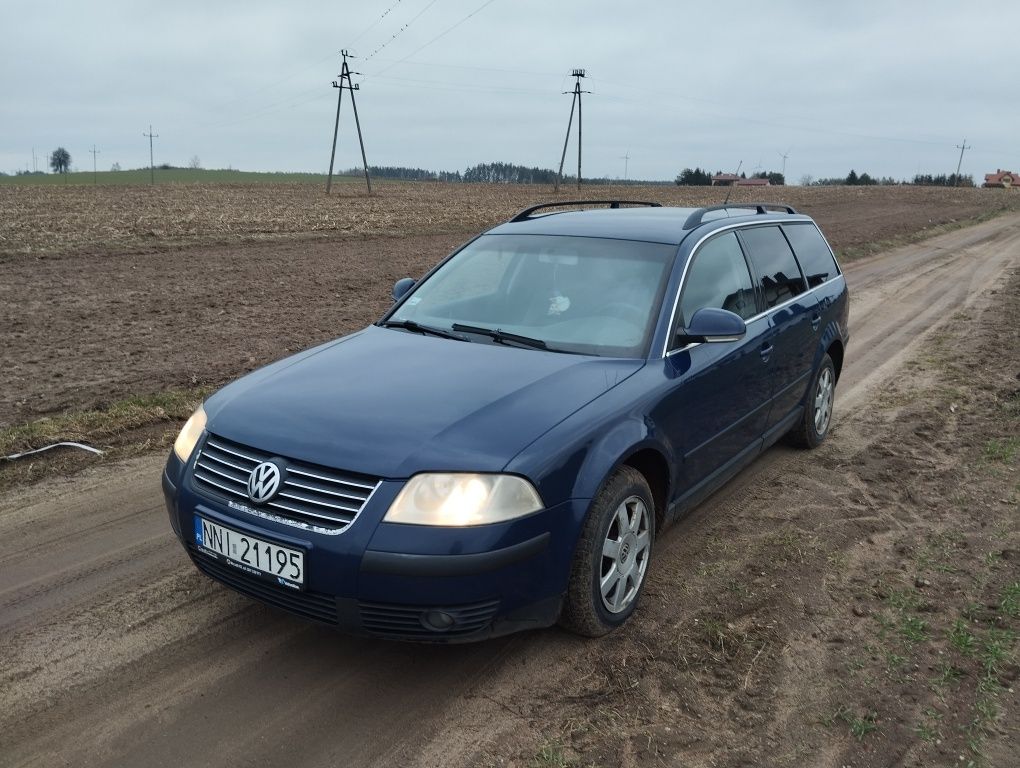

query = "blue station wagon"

[{"left": 162, "top": 201, "right": 849, "bottom": 641}]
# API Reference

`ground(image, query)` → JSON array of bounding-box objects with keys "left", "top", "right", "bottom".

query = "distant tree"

[
  {"left": 463, "top": 162, "right": 560, "bottom": 184},
  {"left": 799, "top": 174, "right": 814, "bottom": 186},
  {"left": 50, "top": 147, "right": 71, "bottom": 174},
  {"left": 675, "top": 167, "right": 713, "bottom": 186},
  {"left": 858, "top": 172, "right": 877, "bottom": 185},
  {"left": 189, "top": 155, "right": 201, "bottom": 170},
  {"left": 845, "top": 169, "right": 859, "bottom": 185},
  {"left": 110, "top": 162, "right": 121, "bottom": 172},
  {"left": 754, "top": 171, "right": 785, "bottom": 185},
  {"left": 912, "top": 172, "right": 974, "bottom": 187}
]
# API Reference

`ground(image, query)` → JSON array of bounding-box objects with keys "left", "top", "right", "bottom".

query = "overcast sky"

[{"left": 2, "top": 0, "right": 1018, "bottom": 182}]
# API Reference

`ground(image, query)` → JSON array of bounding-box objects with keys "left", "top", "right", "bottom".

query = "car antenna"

[{"left": 723, "top": 160, "right": 742, "bottom": 206}]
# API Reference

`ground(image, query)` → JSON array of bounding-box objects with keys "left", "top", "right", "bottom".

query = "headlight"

[
  {"left": 384, "top": 473, "right": 544, "bottom": 526},
  {"left": 173, "top": 405, "right": 207, "bottom": 462}
]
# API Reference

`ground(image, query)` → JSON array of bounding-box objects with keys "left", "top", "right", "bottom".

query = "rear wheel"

[
  {"left": 559, "top": 466, "right": 655, "bottom": 637},
  {"left": 787, "top": 353, "right": 836, "bottom": 448}
]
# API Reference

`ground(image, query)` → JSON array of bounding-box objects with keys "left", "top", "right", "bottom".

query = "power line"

[
  {"left": 363, "top": 0, "right": 440, "bottom": 61},
  {"left": 363, "top": 56, "right": 560, "bottom": 79},
  {"left": 143, "top": 125, "right": 158, "bottom": 185},
  {"left": 349, "top": 0, "right": 404, "bottom": 46},
  {"left": 373, "top": 0, "right": 499, "bottom": 76}
]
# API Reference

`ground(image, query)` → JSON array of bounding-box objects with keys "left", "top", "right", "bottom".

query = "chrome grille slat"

[
  {"left": 191, "top": 433, "right": 380, "bottom": 533},
  {"left": 276, "top": 490, "right": 361, "bottom": 513},
  {"left": 192, "top": 472, "right": 246, "bottom": 498},
  {"left": 199, "top": 451, "right": 253, "bottom": 474},
  {"left": 264, "top": 499, "right": 355, "bottom": 523},
  {"left": 204, "top": 439, "right": 265, "bottom": 463},
  {"left": 287, "top": 465, "right": 376, "bottom": 490},
  {"left": 195, "top": 460, "right": 249, "bottom": 485},
  {"left": 284, "top": 478, "right": 369, "bottom": 503}
]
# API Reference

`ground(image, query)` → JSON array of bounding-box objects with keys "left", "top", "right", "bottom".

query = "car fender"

[{"left": 507, "top": 401, "right": 676, "bottom": 546}]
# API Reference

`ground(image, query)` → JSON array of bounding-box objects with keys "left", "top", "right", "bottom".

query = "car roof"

[{"left": 485, "top": 205, "right": 816, "bottom": 246}]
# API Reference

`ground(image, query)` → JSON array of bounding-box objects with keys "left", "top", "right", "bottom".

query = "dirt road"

[{"left": 2, "top": 215, "right": 1018, "bottom": 767}]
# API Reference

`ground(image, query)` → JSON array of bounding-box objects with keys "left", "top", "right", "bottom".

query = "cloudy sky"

[{"left": 2, "top": 0, "right": 1017, "bottom": 182}]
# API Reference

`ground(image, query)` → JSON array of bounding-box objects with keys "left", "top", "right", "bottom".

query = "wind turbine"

[
  {"left": 619, "top": 150, "right": 630, "bottom": 181},
  {"left": 777, "top": 148, "right": 791, "bottom": 179}
]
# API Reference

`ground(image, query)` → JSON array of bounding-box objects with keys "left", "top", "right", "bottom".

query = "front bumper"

[{"left": 163, "top": 452, "right": 586, "bottom": 642}]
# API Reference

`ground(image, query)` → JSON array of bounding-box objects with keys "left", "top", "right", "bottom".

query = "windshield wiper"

[
  {"left": 380, "top": 319, "right": 465, "bottom": 341},
  {"left": 451, "top": 323, "right": 549, "bottom": 351}
]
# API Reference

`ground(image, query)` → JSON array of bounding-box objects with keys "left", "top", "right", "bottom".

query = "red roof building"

[
  {"left": 984, "top": 169, "right": 1017, "bottom": 188},
  {"left": 711, "top": 174, "right": 771, "bottom": 187}
]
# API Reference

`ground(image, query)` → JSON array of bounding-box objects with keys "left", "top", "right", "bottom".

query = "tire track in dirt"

[{"left": 1, "top": 214, "right": 1018, "bottom": 768}]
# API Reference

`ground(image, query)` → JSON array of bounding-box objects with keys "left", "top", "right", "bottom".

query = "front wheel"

[
  {"left": 787, "top": 353, "right": 836, "bottom": 448},
  {"left": 559, "top": 466, "right": 655, "bottom": 637}
]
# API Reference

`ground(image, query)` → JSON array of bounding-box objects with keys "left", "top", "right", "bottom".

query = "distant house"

[{"left": 984, "top": 169, "right": 1017, "bottom": 188}]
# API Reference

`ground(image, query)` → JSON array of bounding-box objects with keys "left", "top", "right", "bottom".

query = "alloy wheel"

[{"left": 599, "top": 495, "right": 651, "bottom": 613}]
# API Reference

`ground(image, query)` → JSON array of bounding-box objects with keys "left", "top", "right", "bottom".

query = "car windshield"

[{"left": 385, "top": 234, "right": 676, "bottom": 357}]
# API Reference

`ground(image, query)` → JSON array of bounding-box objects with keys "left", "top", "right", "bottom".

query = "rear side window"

[
  {"left": 782, "top": 223, "right": 840, "bottom": 288},
  {"left": 739, "top": 226, "right": 807, "bottom": 310},
  {"left": 679, "top": 231, "right": 757, "bottom": 326}
]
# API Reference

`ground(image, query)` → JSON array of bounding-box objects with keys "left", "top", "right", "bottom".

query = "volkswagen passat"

[{"left": 162, "top": 201, "right": 849, "bottom": 641}]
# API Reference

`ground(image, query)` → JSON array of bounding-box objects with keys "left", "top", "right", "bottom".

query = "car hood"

[{"left": 204, "top": 325, "right": 643, "bottom": 478}]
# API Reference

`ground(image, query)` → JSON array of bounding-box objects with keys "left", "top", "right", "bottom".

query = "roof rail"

[
  {"left": 683, "top": 202, "right": 798, "bottom": 230},
  {"left": 509, "top": 200, "right": 662, "bottom": 223}
]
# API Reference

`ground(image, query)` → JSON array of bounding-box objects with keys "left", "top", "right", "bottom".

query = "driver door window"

[{"left": 678, "top": 231, "right": 757, "bottom": 328}]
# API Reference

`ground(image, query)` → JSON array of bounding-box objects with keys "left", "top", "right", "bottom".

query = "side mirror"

[
  {"left": 391, "top": 277, "right": 415, "bottom": 302},
  {"left": 676, "top": 307, "right": 746, "bottom": 346}
]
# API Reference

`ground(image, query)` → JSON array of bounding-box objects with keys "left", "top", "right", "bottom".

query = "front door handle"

[
  {"left": 811, "top": 313, "right": 821, "bottom": 332},
  {"left": 760, "top": 343, "right": 774, "bottom": 362}
]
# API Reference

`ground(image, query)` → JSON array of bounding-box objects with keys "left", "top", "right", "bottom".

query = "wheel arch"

[{"left": 826, "top": 338, "right": 845, "bottom": 383}]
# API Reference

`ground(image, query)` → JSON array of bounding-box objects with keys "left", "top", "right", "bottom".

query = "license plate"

[{"left": 194, "top": 517, "right": 305, "bottom": 590}]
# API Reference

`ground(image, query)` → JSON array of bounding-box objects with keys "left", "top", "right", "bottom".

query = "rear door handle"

[
  {"left": 760, "top": 343, "right": 774, "bottom": 362},
  {"left": 811, "top": 313, "right": 821, "bottom": 332}
]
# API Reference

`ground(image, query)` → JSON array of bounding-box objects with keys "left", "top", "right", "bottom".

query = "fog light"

[{"left": 422, "top": 610, "right": 455, "bottom": 631}]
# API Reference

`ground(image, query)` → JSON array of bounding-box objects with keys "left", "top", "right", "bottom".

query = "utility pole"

[
  {"left": 620, "top": 150, "right": 630, "bottom": 181},
  {"left": 89, "top": 145, "right": 100, "bottom": 185},
  {"left": 326, "top": 49, "right": 372, "bottom": 195},
  {"left": 954, "top": 138, "right": 971, "bottom": 186},
  {"left": 555, "top": 69, "right": 590, "bottom": 193},
  {"left": 143, "top": 125, "right": 158, "bottom": 185}
]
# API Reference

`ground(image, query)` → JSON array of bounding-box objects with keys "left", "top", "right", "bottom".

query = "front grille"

[
  {"left": 192, "top": 433, "right": 379, "bottom": 532},
  {"left": 359, "top": 598, "right": 501, "bottom": 639},
  {"left": 189, "top": 546, "right": 339, "bottom": 625}
]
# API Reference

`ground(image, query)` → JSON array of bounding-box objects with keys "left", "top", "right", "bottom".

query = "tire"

[
  {"left": 787, "top": 353, "right": 836, "bottom": 449},
  {"left": 559, "top": 465, "right": 655, "bottom": 637}
]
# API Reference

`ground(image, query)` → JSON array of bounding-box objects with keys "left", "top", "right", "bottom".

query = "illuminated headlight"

[
  {"left": 384, "top": 473, "right": 544, "bottom": 526},
  {"left": 173, "top": 405, "right": 207, "bottom": 462}
]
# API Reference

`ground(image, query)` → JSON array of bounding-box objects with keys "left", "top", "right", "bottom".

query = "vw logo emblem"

[{"left": 247, "top": 461, "right": 282, "bottom": 504}]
